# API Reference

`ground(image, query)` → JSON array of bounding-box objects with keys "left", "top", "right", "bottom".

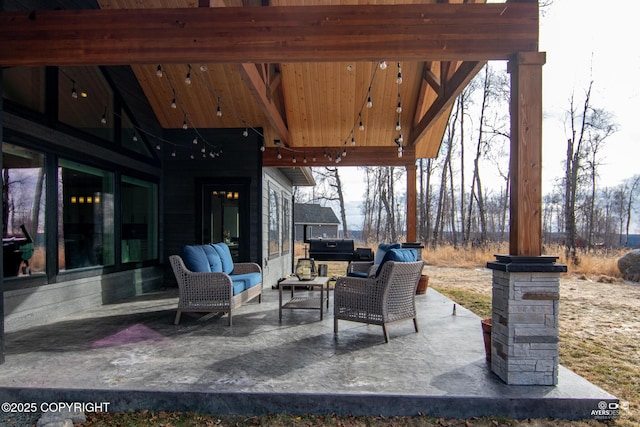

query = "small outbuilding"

[{"left": 294, "top": 203, "right": 340, "bottom": 241}]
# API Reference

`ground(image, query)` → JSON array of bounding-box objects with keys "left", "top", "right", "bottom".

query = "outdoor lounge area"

[{"left": 0, "top": 274, "right": 615, "bottom": 421}]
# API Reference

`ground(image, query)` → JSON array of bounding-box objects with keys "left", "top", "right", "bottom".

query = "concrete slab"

[{"left": 0, "top": 287, "right": 616, "bottom": 420}]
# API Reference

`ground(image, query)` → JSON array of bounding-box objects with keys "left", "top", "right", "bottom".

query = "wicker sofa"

[{"left": 169, "top": 242, "right": 262, "bottom": 326}]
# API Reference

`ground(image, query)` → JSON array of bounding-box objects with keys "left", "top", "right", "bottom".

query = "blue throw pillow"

[
  {"left": 180, "top": 245, "right": 211, "bottom": 273},
  {"left": 375, "top": 248, "right": 418, "bottom": 277},
  {"left": 202, "top": 244, "right": 223, "bottom": 272},
  {"left": 374, "top": 243, "right": 402, "bottom": 265},
  {"left": 212, "top": 242, "right": 234, "bottom": 274}
]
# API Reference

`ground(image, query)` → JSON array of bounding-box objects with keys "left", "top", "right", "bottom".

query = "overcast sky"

[{"left": 318, "top": 1, "right": 640, "bottom": 232}]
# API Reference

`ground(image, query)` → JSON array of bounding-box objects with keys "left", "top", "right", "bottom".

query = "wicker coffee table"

[{"left": 278, "top": 276, "right": 330, "bottom": 321}]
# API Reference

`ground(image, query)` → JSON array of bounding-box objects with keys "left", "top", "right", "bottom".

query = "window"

[
  {"left": 2, "top": 67, "right": 46, "bottom": 113},
  {"left": 268, "top": 185, "right": 280, "bottom": 258},
  {"left": 58, "top": 66, "right": 114, "bottom": 142},
  {"left": 121, "top": 110, "right": 151, "bottom": 157},
  {"left": 282, "top": 195, "right": 291, "bottom": 254},
  {"left": 58, "top": 159, "right": 114, "bottom": 270},
  {"left": 122, "top": 176, "right": 158, "bottom": 263},
  {"left": 2, "top": 144, "right": 46, "bottom": 278}
]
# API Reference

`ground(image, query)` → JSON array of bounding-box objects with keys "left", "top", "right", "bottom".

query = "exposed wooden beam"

[
  {"left": 237, "top": 63, "right": 291, "bottom": 147},
  {"left": 0, "top": 4, "right": 538, "bottom": 66},
  {"left": 262, "top": 146, "right": 415, "bottom": 167},
  {"left": 410, "top": 61, "right": 486, "bottom": 146},
  {"left": 423, "top": 62, "right": 442, "bottom": 95}
]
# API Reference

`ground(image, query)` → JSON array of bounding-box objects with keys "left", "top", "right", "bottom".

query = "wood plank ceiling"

[
  {"left": 95, "top": 0, "right": 486, "bottom": 167},
  {"left": 0, "top": 0, "right": 539, "bottom": 168}
]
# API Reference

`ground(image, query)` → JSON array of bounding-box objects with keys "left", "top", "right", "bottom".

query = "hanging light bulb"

[
  {"left": 171, "top": 150, "right": 176, "bottom": 157},
  {"left": 209, "top": 151, "right": 216, "bottom": 158},
  {"left": 243, "top": 128, "right": 249, "bottom": 137},
  {"left": 101, "top": 107, "right": 107, "bottom": 125},
  {"left": 312, "top": 154, "right": 317, "bottom": 162},
  {"left": 379, "top": 60, "right": 387, "bottom": 70},
  {"left": 132, "top": 134, "right": 138, "bottom": 142},
  {"left": 156, "top": 65, "right": 163, "bottom": 78},
  {"left": 216, "top": 97, "right": 222, "bottom": 117},
  {"left": 192, "top": 137, "right": 198, "bottom": 145},
  {"left": 342, "top": 148, "right": 347, "bottom": 157},
  {"left": 398, "top": 134, "right": 404, "bottom": 144},
  {"left": 366, "top": 95, "right": 373, "bottom": 109},
  {"left": 351, "top": 136, "right": 356, "bottom": 146},
  {"left": 396, "top": 121, "right": 402, "bottom": 131},
  {"left": 276, "top": 149, "right": 282, "bottom": 159},
  {"left": 182, "top": 120, "right": 188, "bottom": 130},
  {"left": 398, "top": 146, "right": 403, "bottom": 158},
  {"left": 201, "top": 147, "right": 206, "bottom": 153},
  {"left": 156, "top": 143, "right": 161, "bottom": 150},
  {"left": 71, "top": 82, "right": 78, "bottom": 99},
  {"left": 260, "top": 143, "right": 266, "bottom": 152},
  {"left": 190, "top": 154, "right": 195, "bottom": 159},
  {"left": 185, "top": 65, "right": 192, "bottom": 85},
  {"left": 292, "top": 156, "right": 297, "bottom": 164},
  {"left": 359, "top": 120, "right": 364, "bottom": 131},
  {"left": 171, "top": 98, "right": 177, "bottom": 109},
  {"left": 396, "top": 62, "right": 403, "bottom": 84},
  {"left": 396, "top": 101, "right": 403, "bottom": 114},
  {"left": 303, "top": 155, "right": 307, "bottom": 164}
]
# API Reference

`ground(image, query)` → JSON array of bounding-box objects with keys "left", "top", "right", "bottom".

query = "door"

[{"left": 200, "top": 180, "right": 250, "bottom": 262}]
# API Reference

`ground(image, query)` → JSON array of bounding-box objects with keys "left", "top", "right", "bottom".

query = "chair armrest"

[
  {"left": 335, "top": 276, "right": 370, "bottom": 293},
  {"left": 232, "top": 262, "right": 262, "bottom": 275}
]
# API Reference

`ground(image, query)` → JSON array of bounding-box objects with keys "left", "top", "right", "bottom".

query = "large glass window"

[
  {"left": 282, "top": 195, "right": 291, "bottom": 254},
  {"left": 122, "top": 176, "right": 158, "bottom": 263},
  {"left": 2, "top": 67, "right": 46, "bottom": 113},
  {"left": 268, "top": 185, "right": 280, "bottom": 258},
  {"left": 58, "top": 159, "right": 114, "bottom": 270},
  {"left": 58, "top": 66, "right": 114, "bottom": 142},
  {"left": 2, "top": 144, "right": 46, "bottom": 278},
  {"left": 121, "top": 110, "right": 151, "bottom": 157}
]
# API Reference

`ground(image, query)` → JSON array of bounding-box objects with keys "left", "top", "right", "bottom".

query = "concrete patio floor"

[{"left": 0, "top": 284, "right": 616, "bottom": 420}]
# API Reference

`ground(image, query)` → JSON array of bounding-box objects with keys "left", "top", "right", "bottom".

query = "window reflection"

[
  {"left": 58, "top": 159, "right": 114, "bottom": 270},
  {"left": 122, "top": 176, "right": 158, "bottom": 263},
  {"left": 2, "top": 144, "right": 46, "bottom": 278}
]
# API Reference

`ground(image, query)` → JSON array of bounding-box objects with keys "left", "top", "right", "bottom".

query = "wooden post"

[
  {"left": 508, "top": 52, "right": 546, "bottom": 256},
  {"left": 406, "top": 163, "right": 417, "bottom": 242}
]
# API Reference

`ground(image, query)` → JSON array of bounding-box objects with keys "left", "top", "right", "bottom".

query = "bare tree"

[{"left": 313, "top": 167, "right": 349, "bottom": 238}]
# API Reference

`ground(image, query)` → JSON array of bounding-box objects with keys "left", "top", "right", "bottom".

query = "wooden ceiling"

[{"left": 0, "top": 0, "right": 539, "bottom": 167}]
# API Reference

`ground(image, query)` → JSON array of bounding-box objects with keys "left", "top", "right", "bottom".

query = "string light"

[
  {"left": 379, "top": 60, "right": 387, "bottom": 70},
  {"left": 351, "top": 136, "right": 356, "bottom": 146},
  {"left": 396, "top": 62, "right": 403, "bottom": 85},
  {"left": 182, "top": 114, "right": 188, "bottom": 130},
  {"left": 156, "top": 65, "right": 163, "bottom": 78},
  {"left": 292, "top": 155, "right": 297, "bottom": 164},
  {"left": 184, "top": 65, "right": 192, "bottom": 85},
  {"left": 71, "top": 82, "right": 78, "bottom": 99},
  {"left": 243, "top": 128, "right": 249, "bottom": 137},
  {"left": 303, "top": 155, "right": 307, "bottom": 164},
  {"left": 366, "top": 94, "right": 373, "bottom": 109},
  {"left": 193, "top": 137, "right": 198, "bottom": 145},
  {"left": 101, "top": 106, "right": 107, "bottom": 125},
  {"left": 396, "top": 121, "right": 401, "bottom": 131},
  {"left": 216, "top": 97, "right": 222, "bottom": 117},
  {"left": 171, "top": 89, "right": 177, "bottom": 109},
  {"left": 276, "top": 149, "right": 282, "bottom": 159},
  {"left": 260, "top": 142, "right": 266, "bottom": 152}
]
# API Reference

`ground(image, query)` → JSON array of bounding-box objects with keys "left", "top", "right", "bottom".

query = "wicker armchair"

[
  {"left": 334, "top": 260, "right": 425, "bottom": 343},
  {"left": 169, "top": 255, "right": 262, "bottom": 326}
]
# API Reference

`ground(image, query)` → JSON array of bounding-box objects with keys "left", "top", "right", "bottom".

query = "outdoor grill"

[{"left": 307, "top": 239, "right": 373, "bottom": 262}]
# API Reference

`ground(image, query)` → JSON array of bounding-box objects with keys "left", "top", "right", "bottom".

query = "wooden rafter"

[
  {"left": 410, "top": 61, "right": 486, "bottom": 146},
  {"left": 237, "top": 63, "right": 291, "bottom": 147},
  {"left": 0, "top": 3, "right": 538, "bottom": 67}
]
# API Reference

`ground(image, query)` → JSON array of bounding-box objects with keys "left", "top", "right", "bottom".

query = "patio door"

[{"left": 200, "top": 180, "right": 250, "bottom": 262}]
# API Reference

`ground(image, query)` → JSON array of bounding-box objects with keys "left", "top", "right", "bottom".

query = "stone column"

[{"left": 487, "top": 255, "right": 567, "bottom": 386}]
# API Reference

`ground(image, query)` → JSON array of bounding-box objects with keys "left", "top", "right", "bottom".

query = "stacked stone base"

[{"left": 487, "top": 256, "right": 567, "bottom": 386}]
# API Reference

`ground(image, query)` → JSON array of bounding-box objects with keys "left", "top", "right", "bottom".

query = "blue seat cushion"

[
  {"left": 231, "top": 272, "right": 262, "bottom": 295},
  {"left": 180, "top": 245, "right": 210, "bottom": 272},
  {"left": 374, "top": 243, "right": 402, "bottom": 265},
  {"left": 212, "top": 242, "right": 234, "bottom": 274},
  {"left": 375, "top": 248, "right": 418, "bottom": 277},
  {"left": 202, "top": 244, "right": 223, "bottom": 272},
  {"left": 348, "top": 271, "right": 369, "bottom": 278}
]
